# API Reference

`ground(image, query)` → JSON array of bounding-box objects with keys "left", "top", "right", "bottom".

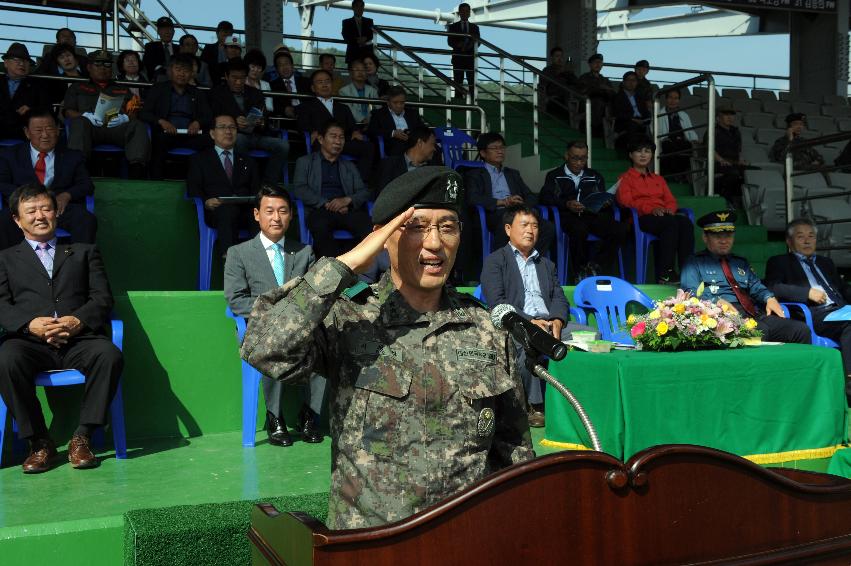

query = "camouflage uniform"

[{"left": 241, "top": 256, "right": 535, "bottom": 530}]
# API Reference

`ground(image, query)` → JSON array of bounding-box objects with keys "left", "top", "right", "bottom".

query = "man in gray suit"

[
  {"left": 481, "top": 205, "right": 595, "bottom": 427},
  {"left": 224, "top": 185, "right": 325, "bottom": 445},
  {"left": 293, "top": 120, "right": 372, "bottom": 258}
]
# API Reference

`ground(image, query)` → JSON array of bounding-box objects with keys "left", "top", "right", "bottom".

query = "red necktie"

[
  {"left": 34, "top": 151, "right": 46, "bottom": 185},
  {"left": 719, "top": 256, "right": 757, "bottom": 317}
]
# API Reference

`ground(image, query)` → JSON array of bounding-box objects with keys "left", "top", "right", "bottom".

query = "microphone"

[{"left": 490, "top": 304, "right": 568, "bottom": 361}]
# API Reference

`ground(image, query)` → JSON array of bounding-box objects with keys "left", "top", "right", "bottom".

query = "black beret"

[
  {"left": 785, "top": 112, "right": 806, "bottom": 124},
  {"left": 635, "top": 59, "right": 650, "bottom": 68},
  {"left": 156, "top": 16, "right": 174, "bottom": 28},
  {"left": 371, "top": 166, "right": 465, "bottom": 224},
  {"left": 588, "top": 53, "right": 604, "bottom": 64},
  {"left": 697, "top": 210, "right": 737, "bottom": 232}
]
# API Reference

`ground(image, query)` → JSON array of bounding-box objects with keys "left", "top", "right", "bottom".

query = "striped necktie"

[
  {"left": 35, "top": 242, "right": 53, "bottom": 278},
  {"left": 271, "top": 242, "right": 285, "bottom": 286}
]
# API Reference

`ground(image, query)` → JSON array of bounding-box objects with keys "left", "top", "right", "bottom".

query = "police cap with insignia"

[
  {"left": 697, "top": 210, "right": 737, "bottom": 233},
  {"left": 371, "top": 166, "right": 465, "bottom": 224},
  {"left": 88, "top": 50, "right": 113, "bottom": 64}
]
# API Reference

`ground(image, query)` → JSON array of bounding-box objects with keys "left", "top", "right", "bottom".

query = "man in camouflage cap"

[{"left": 242, "top": 166, "right": 534, "bottom": 530}]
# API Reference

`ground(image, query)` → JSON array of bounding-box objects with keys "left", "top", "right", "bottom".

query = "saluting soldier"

[
  {"left": 681, "top": 210, "right": 811, "bottom": 344},
  {"left": 241, "top": 166, "right": 534, "bottom": 530}
]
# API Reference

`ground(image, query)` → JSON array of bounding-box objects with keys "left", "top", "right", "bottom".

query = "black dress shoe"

[
  {"left": 299, "top": 407, "right": 323, "bottom": 444},
  {"left": 266, "top": 412, "right": 293, "bottom": 447}
]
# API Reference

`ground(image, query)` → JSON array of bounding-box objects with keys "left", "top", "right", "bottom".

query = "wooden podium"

[{"left": 248, "top": 445, "right": 851, "bottom": 565}]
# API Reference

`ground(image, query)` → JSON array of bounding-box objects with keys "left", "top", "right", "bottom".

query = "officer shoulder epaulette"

[
  {"left": 456, "top": 290, "right": 488, "bottom": 311},
  {"left": 341, "top": 280, "right": 372, "bottom": 302}
]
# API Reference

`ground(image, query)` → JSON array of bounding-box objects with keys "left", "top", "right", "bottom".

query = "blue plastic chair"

[
  {"left": 0, "top": 319, "right": 127, "bottom": 466},
  {"left": 433, "top": 126, "right": 480, "bottom": 169},
  {"left": 573, "top": 276, "right": 655, "bottom": 343},
  {"left": 225, "top": 307, "right": 264, "bottom": 447},
  {"left": 294, "top": 199, "right": 374, "bottom": 246},
  {"left": 779, "top": 302, "right": 840, "bottom": 348},
  {"left": 631, "top": 207, "right": 695, "bottom": 284},
  {"left": 190, "top": 195, "right": 250, "bottom": 291}
]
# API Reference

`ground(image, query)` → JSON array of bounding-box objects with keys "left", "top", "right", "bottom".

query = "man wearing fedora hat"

[{"left": 0, "top": 43, "right": 49, "bottom": 141}]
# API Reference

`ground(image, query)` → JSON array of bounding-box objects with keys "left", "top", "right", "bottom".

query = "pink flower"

[{"left": 631, "top": 321, "right": 646, "bottom": 338}]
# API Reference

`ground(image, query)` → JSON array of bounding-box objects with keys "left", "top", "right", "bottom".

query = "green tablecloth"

[{"left": 544, "top": 344, "right": 848, "bottom": 464}]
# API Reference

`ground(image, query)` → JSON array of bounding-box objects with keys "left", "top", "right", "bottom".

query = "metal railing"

[
  {"left": 785, "top": 131, "right": 851, "bottom": 226},
  {"left": 652, "top": 73, "right": 716, "bottom": 195}
]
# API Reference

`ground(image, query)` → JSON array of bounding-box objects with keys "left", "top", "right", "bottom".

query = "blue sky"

[{"left": 2, "top": 1, "right": 792, "bottom": 91}]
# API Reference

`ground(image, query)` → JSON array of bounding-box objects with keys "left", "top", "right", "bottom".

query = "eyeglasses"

[
  {"left": 6, "top": 57, "right": 27, "bottom": 65},
  {"left": 214, "top": 124, "right": 238, "bottom": 131},
  {"left": 402, "top": 219, "right": 462, "bottom": 241}
]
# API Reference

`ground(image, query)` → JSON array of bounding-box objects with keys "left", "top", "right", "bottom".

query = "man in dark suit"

[
  {"left": 292, "top": 121, "right": 372, "bottom": 258},
  {"left": 367, "top": 85, "right": 426, "bottom": 157},
  {"left": 0, "top": 183, "right": 122, "bottom": 473},
  {"left": 142, "top": 16, "right": 178, "bottom": 79},
  {"left": 0, "top": 110, "right": 96, "bottom": 249},
  {"left": 446, "top": 3, "right": 480, "bottom": 99},
  {"left": 765, "top": 218, "right": 851, "bottom": 393},
  {"left": 201, "top": 20, "right": 235, "bottom": 85},
  {"left": 612, "top": 71, "right": 650, "bottom": 150},
  {"left": 209, "top": 58, "right": 289, "bottom": 184},
  {"left": 481, "top": 204, "right": 595, "bottom": 427},
  {"left": 224, "top": 185, "right": 324, "bottom": 445},
  {"left": 341, "top": 0, "right": 374, "bottom": 64},
  {"left": 187, "top": 114, "right": 260, "bottom": 255},
  {"left": 377, "top": 126, "right": 436, "bottom": 193},
  {"left": 465, "top": 132, "right": 554, "bottom": 254},
  {"left": 0, "top": 43, "right": 48, "bottom": 140},
  {"left": 296, "top": 69, "right": 375, "bottom": 182},
  {"left": 140, "top": 54, "right": 213, "bottom": 180},
  {"left": 539, "top": 140, "right": 628, "bottom": 280},
  {"left": 269, "top": 51, "right": 310, "bottom": 119}
]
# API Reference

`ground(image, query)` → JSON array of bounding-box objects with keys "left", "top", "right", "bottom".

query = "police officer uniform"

[
  {"left": 63, "top": 50, "right": 149, "bottom": 174},
  {"left": 681, "top": 211, "right": 811, "bottom": 344},
  {"left": 241, "top": 167, "right": 534, "bottom": 530}
]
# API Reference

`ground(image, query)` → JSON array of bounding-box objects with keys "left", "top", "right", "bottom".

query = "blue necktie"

[
  {"left": 271, "top": 243, "right": 285, "bottom": 286},
  {"left": 807, "top": 257, "right": 844, "bottom": 307}
]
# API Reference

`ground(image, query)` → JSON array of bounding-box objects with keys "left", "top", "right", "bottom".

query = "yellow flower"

[
  {"left": 704, "top": 317, "right": 717, "bottom": 329},
  {"left": 720, "top": 303, "right": 730, "bottom": 313},
  {"left": 745, "top": 318, "right": 757, "bottom": 330},
  {"left": 627, "top": 314, "right": 636, "bottom": 325},
  {"left": 649, "top": 310, "right": 661, "bottom": 320},
  {"left": 656, "top": 321, "right": 669, "bottom": 335},
  {"left": 689, "top": 297, "right": 700, "bottom": 305},
  {"left": 673, "top": 303, "right": 686, "bottom": 314}
]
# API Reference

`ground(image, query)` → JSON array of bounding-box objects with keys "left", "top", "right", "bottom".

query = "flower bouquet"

[{"left": 626, "top": 286, "right": 761, "bottom": 352}]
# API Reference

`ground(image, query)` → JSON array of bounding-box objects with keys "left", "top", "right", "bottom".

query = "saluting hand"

[{"left": 337, "top": 207, "right": 414, "bottom": 274}]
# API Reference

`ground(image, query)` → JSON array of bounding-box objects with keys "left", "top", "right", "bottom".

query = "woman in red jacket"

[{"left": 616, "top": 137, "right": 694, "bottom": 284}]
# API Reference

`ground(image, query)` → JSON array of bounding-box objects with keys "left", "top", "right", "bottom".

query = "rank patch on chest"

[
  {"left": 456, "top": 348, "right": 496, "bottom": 364},
  {"left": 737, "top": 267, "right": 746, "bottom": 276}
]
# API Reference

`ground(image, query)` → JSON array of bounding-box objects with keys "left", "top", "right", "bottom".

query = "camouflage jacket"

[{"left": 241, "top": 257, "right": 535, "bottom": 530}]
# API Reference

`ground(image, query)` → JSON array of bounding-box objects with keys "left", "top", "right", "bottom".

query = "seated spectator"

[
  {"left": 63, "top": 50, "right": 149, "bottom": 179},
  {"left": 0, "top": 43, "right": 48, "bottom": 141},
  {"left": 656, "top": 88, "right": 698, "bottom": 182},
  {"left": 186, "top": 114, "right": 260, "bottom": 254},
  {"left": 177, "top": 35, "right": 212, "bottom": 87},
  {"left": 292, "top": 120, "right": 372, "bottom": 258},
  {"left": 39, "top": 43, "right": 88, "bottom": 106},
  {"left": 465, "top": 132, "right": 554, "bottom": 255},
  {"left": 140, "top": 54, "right": 213, "bottom": 180},
  {"left": 262, "top": 45, "right": 292, "bottom": 83},
  {"left": 539, "top": 46, "right": 577, "bottom": 118},
  {"left": 201, "top": 20, "right": 235, "bottom": 85},
  {"left": 367, "top": 85, "right": 425, "bottom": 156},
  {"left": 612, "top": 71, "right": 650, "bottom": 150},
  {"left": 481, "top": 204, "right": 598, "bottom": 427},
  {"left": 296, "top": 69, "right": 375, "bottom": 182},
  {"left": 116, "top": 50, "right": 146, "bottom": 98},
  {"left": 339, "top": 59, "right": 377, "bottom": 125},
  {"left": 0, "top": 182, "right": 123, "bottom": 473},
  {"left": 616, "top": 137, "right": 693, "bottom": 284},
  {"left": 769, "top": 113, "right": 825, "bottom": 172},
  {"left": 634, "top": 59, "right": 654, "bottom": 110},
  {"left": 362, "top": 53, "right": 390, "bottom": 98},
  {"left": 705, "top": 108, "right": 746, "bottom": 208},
  {"left": 342, "top": 0, "right": 375, "bottom": 65},
  {"left": 41, "top": 27, "right": 88, "bottom": 61},
  {"left": 539, "top": 140, "right": 628, "bottom": 280},
  {"left": 682, "top": 211, "right": 810, "bottom": 344},
  {"left": 377, "top": 126, "right": 436, "bottom": 192},
  {"left": 224, "top": 185, "right": 325, "bottom": 445},
  {"left": 577, "top": 53, "right": 616, "bottom": 137},
  {"left": 319, "top": 53, "right": 345, "bottom": 96},
  {"left": 0, "top": 110, "right": 96, "bottom": 249},
  {"left": 209, "top": 58, "right": 289, "bottom": 184},
  {"left": 143, "top": 16, "right": 178, "bottom": 79},
  {"left": 765, "top": 218, "right": 851, "bottom": 399},
  {"left": 244, "top": 49, "right": 274, "bottom": 113},
  {"left": 269, "top": 51, "right": 309, "bottom": 119}
]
